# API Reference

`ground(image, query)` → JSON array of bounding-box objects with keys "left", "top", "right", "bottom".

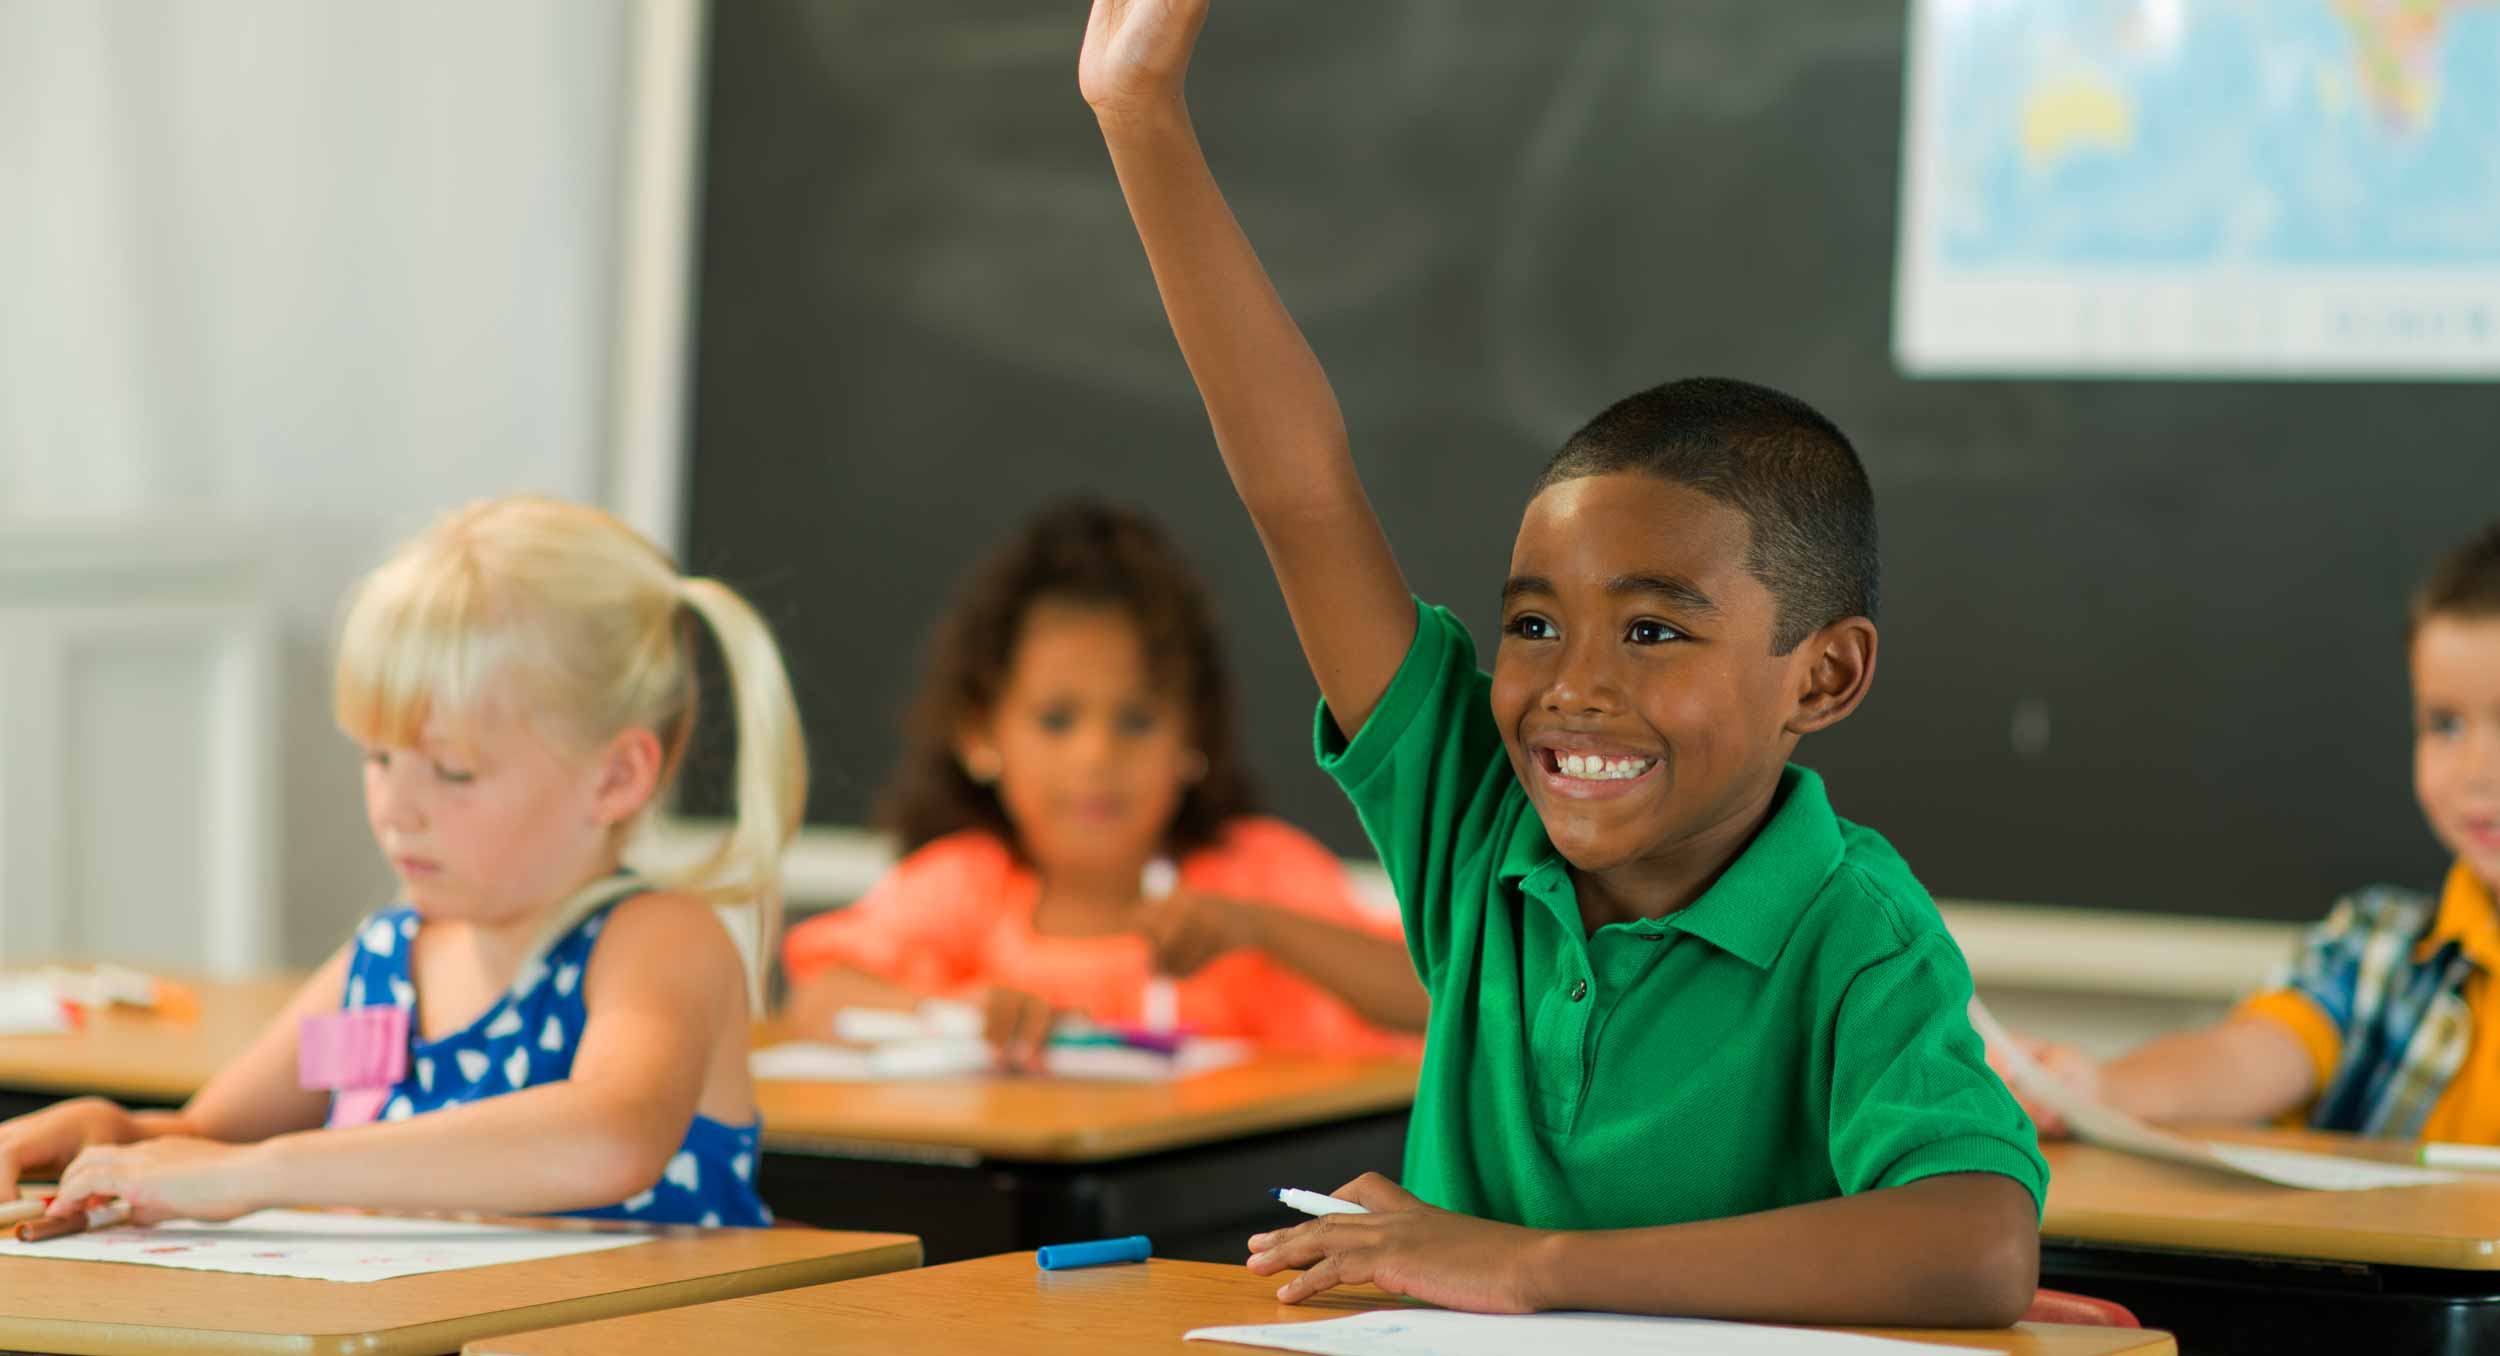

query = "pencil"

[{"left": 14, "top": 1199, "right": 131, "bottom": 1243}]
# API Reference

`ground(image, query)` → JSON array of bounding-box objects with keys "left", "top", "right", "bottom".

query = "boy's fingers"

[
  {"left": 1277, "top": 1251, "right": 1359, "bottom": 1304},
  {"left": 1331, "top": 1171, "right": 1416, "bottom": 1211}
]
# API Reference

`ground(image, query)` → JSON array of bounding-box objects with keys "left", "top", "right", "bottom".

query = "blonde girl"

[{"left": 0, "top": 497, "right": 803, "bottom": 1227}]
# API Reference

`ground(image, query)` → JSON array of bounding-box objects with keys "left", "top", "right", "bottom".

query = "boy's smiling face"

[
  {"left": 2414, "top": 615, "right": 2500, "bottom": 890},
  {"left": 1491, "top": 474, "right": 1872, "bottom": 911}
]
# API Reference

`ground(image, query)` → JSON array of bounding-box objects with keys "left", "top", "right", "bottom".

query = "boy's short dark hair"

[
  {"left": 2411, "top": 519, "right": 2500, "bottom": 642},
  {"left": 1536, "top": 377, "right": 1878, "bottom": 655}
]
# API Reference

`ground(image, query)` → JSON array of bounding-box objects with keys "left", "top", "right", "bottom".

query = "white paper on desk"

[
  {"left": 1967, "top": 998, "right": 2459, "bottom": 1191},
  {"left": 1185, "top": 1310, "right": 1997, "bottom": 1356},
  {"left": 752, "top": 1036, "right": 1249, "bottom": 1083},
  {"left": 0, "top": 1208, "right": 651, "bottom": 1282},
  {"left": 0, "top": 977, "right": 72, "bottom": 1035}
]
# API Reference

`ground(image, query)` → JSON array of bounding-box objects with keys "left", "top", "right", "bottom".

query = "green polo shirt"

[{"left": 1318, "top": 600, "right": 2046, "bottom": 1230}]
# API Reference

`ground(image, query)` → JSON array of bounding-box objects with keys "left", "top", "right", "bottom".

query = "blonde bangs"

[{"left": 333, "top": 538, "right": 516, "bottom": 753}]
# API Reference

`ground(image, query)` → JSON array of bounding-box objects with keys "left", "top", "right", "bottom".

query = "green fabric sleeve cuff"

[
  {"left": 1313, "top": 596, "right": 1441, "bottom": 790},
  {"left": 1873, "top": 1135, "right": 2049, "bottom": 1221}
]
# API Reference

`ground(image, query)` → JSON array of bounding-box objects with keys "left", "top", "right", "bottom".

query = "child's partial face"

[
  {"left": 969, "top": 601, "right": 1196, "bottom": 882},
  {"left": 2413, "top": 615, "right": 2500, "bottom": 890},
  {"left": 1491, "top": 474, "right": 1806, "bottom": 878},
  {"left": 360, "top": 692, "right": 621, "bottom": 927}
]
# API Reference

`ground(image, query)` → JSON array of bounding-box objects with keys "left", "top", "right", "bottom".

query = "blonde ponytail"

[
  {"left": 669, "top": 575, "right": 808, "bottom": 996},
  {"left": 333, "top": 496, "right": 808, "bottom": 1002}
]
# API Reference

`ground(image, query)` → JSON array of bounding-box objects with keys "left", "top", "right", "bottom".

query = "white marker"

[
  {"left": 1270, "top": 1187, "right": 1370, "bottom": 1217},
  {"left": 1141, "top": 859, "right": 1181, "bottom": 1033},
  {"left": 2423, "top": 1142, "right": 2500, "bottom": 1172}
]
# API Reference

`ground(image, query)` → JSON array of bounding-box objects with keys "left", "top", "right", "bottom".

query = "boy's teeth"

[{"left": 1557, "top": 753, "right": 1654, "bottom": 780}]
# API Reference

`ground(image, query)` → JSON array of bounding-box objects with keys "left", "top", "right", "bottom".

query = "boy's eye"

[
  {"left": 1626, "top": 619, "right": 1687, "bottom": 646},
  {"left": 1504, "top": 614, "right": 1555, "bottom": 641}
]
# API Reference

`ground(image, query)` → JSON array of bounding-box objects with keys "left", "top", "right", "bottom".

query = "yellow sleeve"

[{"left": 2235, "top": 987, "right": 2342, "bottom": 1092}]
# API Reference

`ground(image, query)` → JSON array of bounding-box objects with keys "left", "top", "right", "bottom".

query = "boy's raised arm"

[{"left": 1082, "top": 0, "right": 1416, "bottom": 737}]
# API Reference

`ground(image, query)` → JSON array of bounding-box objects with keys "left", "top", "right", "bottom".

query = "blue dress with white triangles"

[{"left": 333, "top": 893, "right": 772, "bottom": 1227}]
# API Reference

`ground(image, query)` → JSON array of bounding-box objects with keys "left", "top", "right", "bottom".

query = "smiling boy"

[{"left": 1080, "top": 0, "right": 2042, "bottom": 1328}]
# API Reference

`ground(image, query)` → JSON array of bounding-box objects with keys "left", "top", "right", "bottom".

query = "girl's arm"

[
  {"left": 1083, "top": 0, "right": 1415, "bottom": 736},
  {"left": 55, "top": 894, "right": 744, "bottom": 1221},
  {"left": 781, "top": 963, "right": 924, "bottom": 1035},
  {"left": 159, "top": 944, "right": 355, "bottom": 1143},
  {"left": 1248, "top": 1171, "right": 2038, "bottom": 1328},
  {"left": 1140, "top": 895, "right": 1428, "bottom": 1032},
  {"left": 0, "top": 945, "right": 347, "bottom": 1198}
]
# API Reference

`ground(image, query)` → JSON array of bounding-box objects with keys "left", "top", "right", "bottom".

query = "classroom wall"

[{"left": 0, "top": 1, "right": 632, "bottom": 965}]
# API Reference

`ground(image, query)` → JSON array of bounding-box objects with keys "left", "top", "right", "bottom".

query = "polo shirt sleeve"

[
  {"left": 1828, "top": 930, "right": 2050, "bottom": 1217},
  {"left": 1314, "top": 598, "right": 1510, "bottom": 984}
]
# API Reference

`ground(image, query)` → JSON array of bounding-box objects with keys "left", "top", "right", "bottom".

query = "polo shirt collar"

[
  {"left": 1499, "top": 765, "right": 1847, "bottom": 968},
  {"left": 2415, "top": 861, "right": 2500, "bottom": 970}
]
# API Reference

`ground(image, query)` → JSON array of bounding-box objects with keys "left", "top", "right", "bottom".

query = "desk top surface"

[
  {"left": 0, "top": 1215, "right": 917, "bottom": 1356},
  {"left": 752, "top": 1052, "right": 1419, "bottom": 1162},
  {"left": 0, "top": 975, "right": 1418, "bottom": 1163},
  {"left": 0, "top": 971, "right": 301, "bottom": 1103},
  {"left": 2044, "top": 1125, "right": 2500, "bottom": 1270},
  {"left": 465, "top": 1253, "right": 2177, "bottom": 1356}
]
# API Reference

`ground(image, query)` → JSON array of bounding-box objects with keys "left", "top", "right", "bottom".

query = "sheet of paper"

[
  {"left": 1967, "top": 998, "right": 2459, "bottom": 1191},
  {"left": 751, "top": 1036, "right": 1248, "bottom": 1083},
  {"left": 0, "top": 1208, "right": 651, "bottom": 1282},
  {"left": 0, "top": 977, "right": 72, "bottom": 1035},
  {"left": 1185, "top": 1310, "right": 1997, "bottom": 1356}
]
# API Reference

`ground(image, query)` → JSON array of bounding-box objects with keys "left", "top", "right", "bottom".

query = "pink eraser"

[{"left": 299, "top": 1005, "right": 410, "bottom": 1092}]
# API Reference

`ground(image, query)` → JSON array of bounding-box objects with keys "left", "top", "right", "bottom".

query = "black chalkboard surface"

[{"left": 679, "top": 0, "right": 2494, "bottom": 921}]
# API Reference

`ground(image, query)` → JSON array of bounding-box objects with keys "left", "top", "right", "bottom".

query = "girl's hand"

[
  {"left": 979, "top": 986, "right": 1060, "bottom": 1072},
  {"left": 1136, "top": 891, "right": 1260, "bottom": 978},
  {"left": 0, "top": 1097, "right": 141, "bottom": 1198},
  {"left": 1988, "top": 1036, "right": 2099, "bottom": 1138},
  {"left": 55, "top": 1136, "right": 269, "bottom": 1224},
  {"left": 1079, "top": 0, "right": 1211, "bottom": 120},
  {"left": 1246, "top": 1173, "right": 1550, "bottom": 1313}
]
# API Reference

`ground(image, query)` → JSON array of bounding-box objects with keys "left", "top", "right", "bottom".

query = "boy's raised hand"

[{"left": 1079, "top": 0, "right": 1210, "bottom": 117}]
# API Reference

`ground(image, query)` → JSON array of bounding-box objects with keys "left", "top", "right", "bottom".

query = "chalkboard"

[{"left": 678, "top": 0, "right": 2495, "bottom": 921}]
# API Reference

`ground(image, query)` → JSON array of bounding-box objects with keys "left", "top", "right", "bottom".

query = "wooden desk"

[
  {"left": 755, "top": 1056, "right": 1418, "bottom": 1267},
  {"left": 0, "top": 1216, "right": 917, "bottom": 1356},
  {"left": 0, "top": 979, "right": 1417, "bottom": 1270},
  {"left": 2042, "top": 1126, "right": 2500, "bottom": 1355},
  {"left": 465, "top": 1253, "right": 2177, "bottom": 1356},
  {"left": 0, "top": 972, "right": 299, "bottom": 1116}
]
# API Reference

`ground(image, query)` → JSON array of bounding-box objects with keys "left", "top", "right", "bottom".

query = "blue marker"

[{"left": 1036, "top": 1234, "right": 1153, "bottom": 1270}]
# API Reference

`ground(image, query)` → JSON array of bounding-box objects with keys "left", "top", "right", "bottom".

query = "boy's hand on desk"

[
  {"left": 1247, "top": 1172, "right": 1549, "bottom": 1313},
  {"left": 1079, "top": 0, "right": 1209, "bottom": 119},
  {"left": 55, "top": 1136, "right": 264, "bottom": 1224},
  {"left": 979, "top": 986, "right": 1061, "bottom": 1072},
  {"left": 1136, "top": 891, "right": 1259, "bottom": 978},
  {"left": 0, "top": 1096, "right": 141, "bottom": 1198}
]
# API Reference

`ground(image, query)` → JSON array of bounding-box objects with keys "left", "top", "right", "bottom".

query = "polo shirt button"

[{"left": 1568, "top": 979, "right": 1588, "bottom": 1001}]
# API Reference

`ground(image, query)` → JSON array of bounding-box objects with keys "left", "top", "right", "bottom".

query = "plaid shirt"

[{"left": 2239, "top": 864, "right": 2492, "bottom": 1138}]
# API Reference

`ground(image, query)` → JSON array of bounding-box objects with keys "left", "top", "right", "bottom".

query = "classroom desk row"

[
  {"left": 9, "top": 974, "right": 2498, "bottom": 1353},
  {"left": 0, "top": 975, "right": 1415, "bottom": 1265}
]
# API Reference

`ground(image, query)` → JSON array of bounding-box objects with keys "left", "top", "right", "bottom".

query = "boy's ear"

[
  {"left": 1783, "top": 617, "right": 1878, "bottom": 737},
  {"left": 592, "top": 726, "right": 667, "bottom": 826}
]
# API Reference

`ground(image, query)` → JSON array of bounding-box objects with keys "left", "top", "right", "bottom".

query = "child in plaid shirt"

[{"left": 2009, "top": 521, "right": 2500, "bottom": 1141}]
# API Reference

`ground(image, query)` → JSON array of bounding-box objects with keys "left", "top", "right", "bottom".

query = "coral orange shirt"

[{"left": 781, "top": 818, "right": 1419, "bottom": 1057}]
